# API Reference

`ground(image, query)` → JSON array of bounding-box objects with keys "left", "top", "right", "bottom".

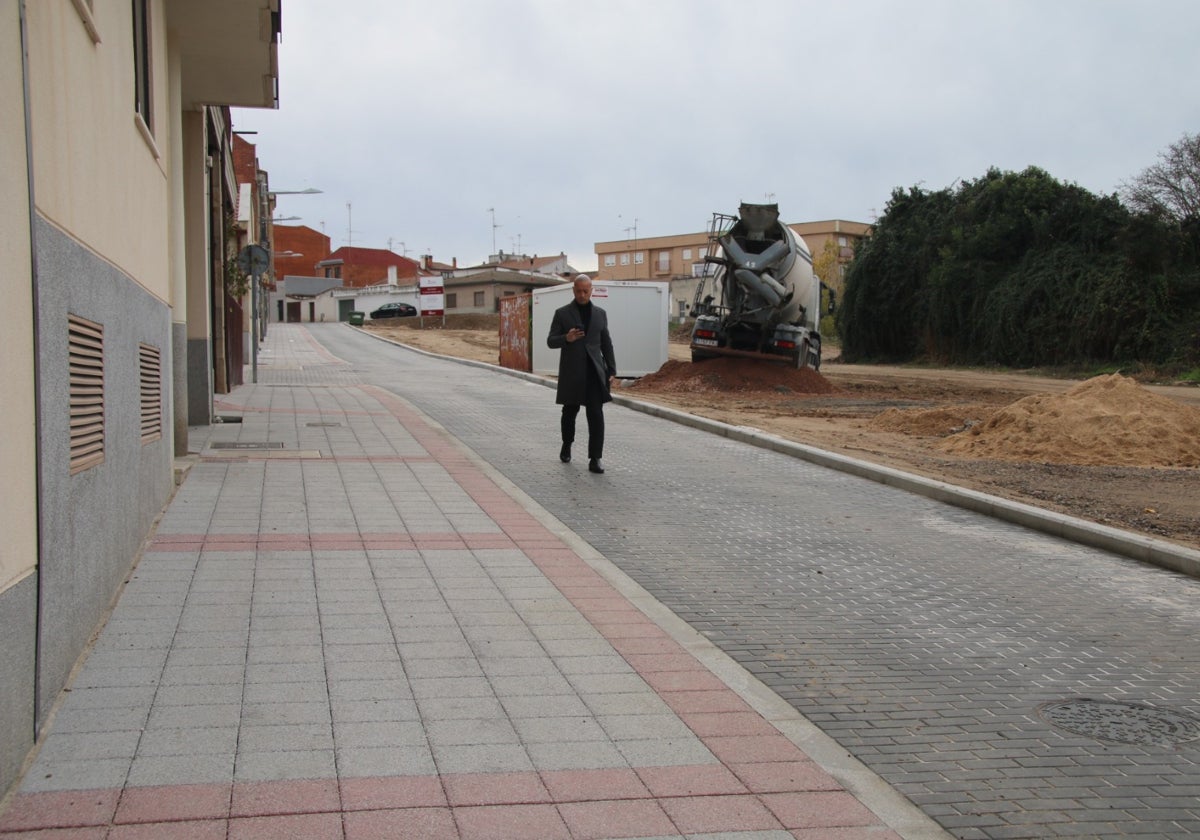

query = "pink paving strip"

[
  {"left": 761, "top": 790, "right": 885, "bottom": 830},
  {"left": 556, "top": 798, "right": 677, "bottom": 840},
  {"left": 537, "top": 768, "right": 651, "bottom": 803},
  {"left": 229, "top": 779, "right": 341, "bottom": 818},
  {"left": 339, "top": 775, "right": 446, "bottom": 812},
  {"left": 227, "top": 811, "right": 344, "bottom": 839},
  {"left": 677, "top": 711, "right": 786, "bottom": 738},
  {"left": 109, "top": 821, "right": 227, "bottom": 840},
  {"left": 113, "top": 783, "right": 230, "bottom": 824},
  {"left": 633, "top": 764, "right": 748, "bottom": 798},
  {"left": 343, "top": 806, "right": 458, "bottom": 840},
  {"left": 441, "top": 771, "right": 550, "bottom": 807},
  {"left": 455, "top": 803, "right": 572, "bottom": 840},
  {"left": 659, "top": 793, "right": 784, "bottom": 833},
  {"left": 0, "top": 789, "right": 118, "bottom": 831}
]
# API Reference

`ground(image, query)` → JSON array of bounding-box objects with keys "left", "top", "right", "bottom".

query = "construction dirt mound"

[
  {"left": 931, "top": 373, "right": 1200, "bottom": 467},
  {"left": 870, "top": 405, "right": 998, "bottom": 437},
  {"left": 629, "top": 358, "right": 837, "bottom": 395}
]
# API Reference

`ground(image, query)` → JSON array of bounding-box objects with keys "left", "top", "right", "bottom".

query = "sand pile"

[
  {"left": 631, "top": 358, "right": 837, "bottom": 395},
  {"left": 936, "top": 374, "right": 1200, "bottom": 467}
]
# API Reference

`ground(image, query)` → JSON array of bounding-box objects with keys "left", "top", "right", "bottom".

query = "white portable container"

[{"left": 532, "top": 280, "right": 669, "bottom": 377}]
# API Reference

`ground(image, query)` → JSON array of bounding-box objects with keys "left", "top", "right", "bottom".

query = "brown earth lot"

[{"left": 362, "top": 316, "right": 1200, "bottom": 553}]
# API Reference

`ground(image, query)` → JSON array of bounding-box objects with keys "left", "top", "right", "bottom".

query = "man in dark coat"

[{"left": 547, "top": 275, "right": 617, "bottom": 473}]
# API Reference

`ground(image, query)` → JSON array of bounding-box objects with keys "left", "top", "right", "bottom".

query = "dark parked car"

[{"left": 370, "top": 302, "right": 417, "bottom": 319}]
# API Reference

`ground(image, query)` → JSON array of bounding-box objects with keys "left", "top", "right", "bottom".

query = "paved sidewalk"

[{"left": 0, "top": 325, "right": 943, "bottom": 839}]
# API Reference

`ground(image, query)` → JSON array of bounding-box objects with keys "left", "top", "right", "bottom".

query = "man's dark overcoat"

[{"left": 547, "top": 301, "right": 616, "bottom": 405}]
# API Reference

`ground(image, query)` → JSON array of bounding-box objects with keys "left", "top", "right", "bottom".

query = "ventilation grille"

[
  {"left": 139, "top": 343, "right": 162, "bottom": 443},
  {"left": 68, "top": 315, "right": 105, "bottom": 474}
]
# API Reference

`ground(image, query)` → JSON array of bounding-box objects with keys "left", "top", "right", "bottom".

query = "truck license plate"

[{"left": 693, "top": 338, "right": 718, "bottom": 347}]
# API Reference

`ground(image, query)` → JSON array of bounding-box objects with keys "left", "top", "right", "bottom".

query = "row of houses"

[
  {"left": 266, "top": 222, "right": 871, "bottom": 325},
  {"left": 1, "top": 0, "right": 282, "bottom": 797}
]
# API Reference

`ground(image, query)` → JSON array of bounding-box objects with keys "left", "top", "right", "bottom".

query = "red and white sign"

[{"left": 419, "top": 276, "right": 444, "bottom": 316}]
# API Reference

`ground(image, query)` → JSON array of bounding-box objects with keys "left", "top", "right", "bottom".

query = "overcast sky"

[{"left": 232, "top": 0, "right": 1200, "bottom": 271}]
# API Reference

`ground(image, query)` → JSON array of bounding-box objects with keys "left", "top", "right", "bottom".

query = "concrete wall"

[{"left": 34, "top": 219, "right": 175, "bottom": 724}]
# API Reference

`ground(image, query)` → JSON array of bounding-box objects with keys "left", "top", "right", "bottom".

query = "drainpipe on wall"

[{"left": 19, "top": 0, "right": 47, "bottom": 730}]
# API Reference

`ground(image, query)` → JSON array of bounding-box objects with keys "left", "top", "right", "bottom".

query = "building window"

[
  {"left": 503, "top": 290, "right": 514, "bottom": 297},
  {"left": 69, "top": 315, "right": 105, "bottom": 474},
  {"left": 682, "top": 248, "right": 692, "bottom": 260},
  {"left": 838, "top": 236, "right": 847, "bottom": 247},
  {"left": 132, "top": 0, "right": 152, "bottom": 130},
  {"left": 634, "top": 252, "right": 644, "bottom": 265},
  {"left": 604, "top": 255, "right": 616, "bottom": 267},
  {"left": 657, "top": 251, "right": 670, "bottom": 272},
  {"left": 446, "top": 293, "right": 457, "bottom": 309},
  {"left": 698, "top": 248, "right": 708, "bottom": 260},
  {"left": 473, "top": 291, "right": 485, "bottom": 307},
  {"left": 619, "top": 254, "right": 630, "bottom": 266},
  {"left": 139, "top": 343, "right": 162, "bottom": 444}
]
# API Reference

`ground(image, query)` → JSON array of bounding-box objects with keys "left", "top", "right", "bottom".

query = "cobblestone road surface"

[{"left": 314, "top": 323, "right": 1200, "bottom": 839}]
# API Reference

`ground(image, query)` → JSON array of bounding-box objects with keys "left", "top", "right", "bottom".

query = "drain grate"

[
  {"left": 209, "top": 442, "right": 285, "bottom": 450},
  {"left": 1038, "top": 698, "right": 1200, "bottom": 747}
]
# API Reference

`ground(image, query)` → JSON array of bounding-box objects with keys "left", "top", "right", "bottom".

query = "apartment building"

[{"left": 0, "top": 0, "right": 280, "bottom": 796}]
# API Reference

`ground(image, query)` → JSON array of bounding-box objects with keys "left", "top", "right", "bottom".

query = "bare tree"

[{"left": 1121, "top": 132, "right": 1200, "bottom": 221}]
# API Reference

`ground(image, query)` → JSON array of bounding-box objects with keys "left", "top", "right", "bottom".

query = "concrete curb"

[{"left": 352, "top": 324, "right": 1200, "bottom": 580}]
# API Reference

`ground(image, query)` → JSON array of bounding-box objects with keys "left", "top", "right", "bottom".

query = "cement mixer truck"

[{"left": 689, "top": 203, "right": 824, "bottom": 369}]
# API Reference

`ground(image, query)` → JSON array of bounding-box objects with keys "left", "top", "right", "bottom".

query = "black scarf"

[{"left": 574, "top": 301, "right": 593, "bottom": 331}]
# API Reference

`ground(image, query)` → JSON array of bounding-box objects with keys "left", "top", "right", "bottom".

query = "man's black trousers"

[{"left": 561, "top": 402, "right": 604, "bottom": 461}]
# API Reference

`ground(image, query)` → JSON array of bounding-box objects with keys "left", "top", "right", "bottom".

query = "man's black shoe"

[
  {"left": 559, "top": 443, "right": 571, "bottom": 463},
  {"left": 588, "top": 459, "right": 605, "bottom": 474}
]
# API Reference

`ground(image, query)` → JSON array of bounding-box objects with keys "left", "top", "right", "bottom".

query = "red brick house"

[
  {"left": 273, "top": 224, "right": 331, "bottom": 282},
  {"left": 317, "top": 246, "right": 419, "bottom": 288}
]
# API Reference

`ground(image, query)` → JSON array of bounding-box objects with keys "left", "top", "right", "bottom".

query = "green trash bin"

[{"left": 348, "top": 311, "right": 365, "bottom": 326}]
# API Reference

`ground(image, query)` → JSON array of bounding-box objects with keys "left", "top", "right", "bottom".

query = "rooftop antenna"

[{"left": 488, "top": 207, "right": 501, "bottom": 256}]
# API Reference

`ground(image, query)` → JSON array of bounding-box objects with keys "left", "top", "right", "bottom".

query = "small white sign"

[{"left": 420, "top": 277, "right": 445, "bottom": 315}]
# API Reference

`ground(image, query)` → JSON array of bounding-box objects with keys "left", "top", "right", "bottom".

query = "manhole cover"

[
  {"left": 209, "top": 442, "right": 285, "bottom": 450},
  {"left": 1038, "top": 698, "right": 1200, "bottom": 747}
]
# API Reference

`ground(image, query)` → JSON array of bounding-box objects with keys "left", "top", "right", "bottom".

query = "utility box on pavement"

[{"left": 531, "top": 280, "right": 669, "bottom": 377}]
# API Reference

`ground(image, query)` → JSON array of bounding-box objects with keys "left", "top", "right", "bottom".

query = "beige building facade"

[{"left": 0, "top": 0, "right": 279, "bottom": 797}]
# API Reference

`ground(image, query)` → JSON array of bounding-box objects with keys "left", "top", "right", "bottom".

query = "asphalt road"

[{"left": 312, "top": 323, "right": 1200, "bottom": 840}]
